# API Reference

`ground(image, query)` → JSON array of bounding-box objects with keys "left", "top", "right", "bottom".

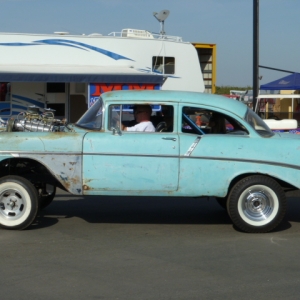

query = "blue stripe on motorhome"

[
  {"left": 12, "top": 94, "right": 44, "bottom": 107},
  {"left": 0, "top": 39, "right": 134, "bottom": 61}
]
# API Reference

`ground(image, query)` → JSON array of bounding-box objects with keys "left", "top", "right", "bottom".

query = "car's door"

[
  {"left": 178, "top": 104, "right": 250, "bottom": 197},
  {"left": 82, "top": 103, "right": 179, "bottom": 194}
]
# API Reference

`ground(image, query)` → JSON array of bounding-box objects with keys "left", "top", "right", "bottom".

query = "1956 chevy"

[{"left": 0, "top": 90, "right": 299, "bottom": 233}]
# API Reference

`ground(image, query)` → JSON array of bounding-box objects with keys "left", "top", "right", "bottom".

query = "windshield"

[
  {"left": 245, "top": 108, "right": 274, "bottom": 137},
  {"left": 75, "top": 97, "right": 104, "bottom": 130}
]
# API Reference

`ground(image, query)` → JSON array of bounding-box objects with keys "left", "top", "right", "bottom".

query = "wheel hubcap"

[
  {"left": 0, "top": 189, "right": 25, "bottom": 218},
  {"left": 243, "top": 189, "right": 274, "bottom": 222}
]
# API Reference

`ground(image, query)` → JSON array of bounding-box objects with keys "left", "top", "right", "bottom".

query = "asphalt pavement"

[{"left": 1, "top": 190, "right": 300, "bottom": 300}]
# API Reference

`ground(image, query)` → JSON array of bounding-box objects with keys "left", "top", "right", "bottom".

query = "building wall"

[{"left": 192, "top": 43, "right": 217, "bottom": 94}]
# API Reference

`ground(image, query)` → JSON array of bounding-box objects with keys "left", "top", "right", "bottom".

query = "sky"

[{"left": 0, "top": 0, "right": 299, "bottom": 87}]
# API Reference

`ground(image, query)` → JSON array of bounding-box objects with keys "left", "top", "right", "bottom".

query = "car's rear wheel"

[
  {"left": 227, "top": 175, "right": 286, "bottom": 233},
  {"left": 0, "top": 176, "right": 39, "bottom": 230}
]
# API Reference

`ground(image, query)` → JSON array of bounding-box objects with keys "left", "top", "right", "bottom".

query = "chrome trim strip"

[
  {"left": 184, "top": 136, "right": 201, "bottom": 156},
  {"left": 84, "top": 153, "right": 178, "bottom": 158},
  {"left": 83, "top": 153, "right": 300, "bottom": 170},
  {"left": 185, "top": 156, "right": 300, "bottom": 171},
  {"left": 2, "top": 151, "right": 300, "bottom": 171},
  {"left": 0, "top": 151, "right": 82, "bottom": 156}
]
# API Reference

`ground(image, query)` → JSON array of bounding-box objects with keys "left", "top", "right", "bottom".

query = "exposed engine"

[{"left": 6, "top": 106, "right": 69, "bottom": 132}]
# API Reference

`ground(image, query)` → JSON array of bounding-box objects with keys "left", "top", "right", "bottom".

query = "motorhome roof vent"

[
  {"left": 88, "top": 33, "right": 103, "bottom": 36},
  {"left": 121, "top": 29, "right": 154, "bottom": 39},
  {"left": 54, "top": 31, "right": 69, "bottom": 35}
]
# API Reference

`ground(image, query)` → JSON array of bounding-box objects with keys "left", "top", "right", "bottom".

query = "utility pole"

[{"left": 253, "top": 0, "right": 259, "bottom": 110}]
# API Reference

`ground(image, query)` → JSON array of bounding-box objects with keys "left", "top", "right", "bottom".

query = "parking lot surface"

[{"left": 1, "top": 190, "right": 300, "bottom": 300}]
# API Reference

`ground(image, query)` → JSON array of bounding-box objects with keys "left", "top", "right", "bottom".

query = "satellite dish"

[
  {"left": 153, "top": 10, "right": 170, "bottom": 22},
  {"left": 153, "top": 10, "right": 170, "bottom": 35}
]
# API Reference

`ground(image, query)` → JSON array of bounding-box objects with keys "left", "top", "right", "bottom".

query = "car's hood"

[{"left": 0, "top": 130, "right": 87, "bottom": 153}]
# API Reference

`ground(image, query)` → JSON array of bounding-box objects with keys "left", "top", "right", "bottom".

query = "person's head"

[
  {"left": 209, "top": 113, "right": 226, "bottom": 133},
  {"left": 133, "top": 105, "right": 152, "bottom": 123}
]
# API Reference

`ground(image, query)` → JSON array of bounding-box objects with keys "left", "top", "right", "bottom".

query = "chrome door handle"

[{"left": 162, "top": 137, "right": 177, "bottom": 141}]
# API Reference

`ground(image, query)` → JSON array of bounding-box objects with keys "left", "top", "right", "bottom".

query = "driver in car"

[{"left": 122, "top": 105, "right": 155, "bottom": 132}]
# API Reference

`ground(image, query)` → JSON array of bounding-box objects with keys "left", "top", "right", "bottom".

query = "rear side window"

[{"left": 182, "top": 106, "right": 248, "bottom": 135}]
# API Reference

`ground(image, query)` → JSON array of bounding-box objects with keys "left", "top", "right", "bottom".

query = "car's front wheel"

[
  {"left": 227, "top": 175, "right": 286, "bottom": 233},
  {"left": 0, "top": 176, "right": 39, "bottom": 230}
]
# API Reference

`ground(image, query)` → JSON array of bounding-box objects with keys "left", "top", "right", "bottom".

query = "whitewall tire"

[{"left": 0, "top": 176, "right": 39, "bottom": 230}]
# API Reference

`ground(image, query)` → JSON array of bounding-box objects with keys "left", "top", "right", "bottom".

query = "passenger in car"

[
  {"left": 122, "top": 105, "right": 155, "bottom": 132},
  {"left": 209, "top": 113, "right": 227, "bottom": 134}
]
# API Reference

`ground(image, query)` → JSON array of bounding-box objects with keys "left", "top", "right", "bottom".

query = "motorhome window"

[
  {"left": 152, "top": 57, "right": 175, "bottom": 74},
  {"left": 47, "top": 83, "right": 65, "bottom": 93},
  {"left": 164, "top": 57, "right": 175, "bottom": 74}
]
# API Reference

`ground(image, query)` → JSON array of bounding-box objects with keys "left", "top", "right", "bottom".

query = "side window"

[
  {"left": 108, "top": 104, "right": 138, "bottom": 130},
  {"left": 152, "top": 57, "right": 175, "bottom": 74},
  {"left": 108, "top": 104, "right": 174, "bottom": 133},
  {"left": 181, "top": 107, "right": 248, "bottom": 135},
  {"left": 152, "top": 105, "right": 174, "bottom": 132},
  {"left": 182, "top": 107, "right": 206, "bottom": 135},
  {"left": 108, "top": 105, "right": 121, "bottom": 130}
]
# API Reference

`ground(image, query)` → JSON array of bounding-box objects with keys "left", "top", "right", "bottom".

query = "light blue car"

[{"left": 0, "top": 90, "right": 298, "bottom": 233}]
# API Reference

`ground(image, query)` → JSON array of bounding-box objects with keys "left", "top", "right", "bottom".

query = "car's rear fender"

[{"left": 179, "top": 157, "right": 300, "bottom": 197}]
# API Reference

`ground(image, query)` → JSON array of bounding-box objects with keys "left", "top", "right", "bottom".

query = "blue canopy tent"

[
  {"left": 259, "top": 73, "right": 300, "bottom": 127},
  {"left": 260, "top": 73, "right": 300, "bottom": 90}
]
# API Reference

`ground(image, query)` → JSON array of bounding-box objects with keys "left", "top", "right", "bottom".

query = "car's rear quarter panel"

[{"left": 179, "top": 134, "right": 300, "bottom": 197}]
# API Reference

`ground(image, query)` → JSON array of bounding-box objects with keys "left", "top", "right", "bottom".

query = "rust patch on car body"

[{"left": 16, "top": 153, "right": 83, "bottom": 195}]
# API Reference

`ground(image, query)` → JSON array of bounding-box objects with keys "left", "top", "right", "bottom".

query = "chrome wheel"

[
  {"left": 227, "top": 175, "right": 286, "bottom": 233},
  {"left": 0, "top": 176, "right": 39, "bottom": 230},
  {"left": 237, "top": 185, "right": 278, "bottom": 226},
  {"left": 0, "top": 188, "right": 29, "bottom": 219}
]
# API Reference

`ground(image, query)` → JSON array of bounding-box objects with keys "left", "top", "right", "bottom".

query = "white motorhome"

[{"left": 0, "top": 28, "right": 204, "bottom": 122}]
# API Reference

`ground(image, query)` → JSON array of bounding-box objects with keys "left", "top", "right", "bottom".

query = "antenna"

[{"left": 153, "top": 10, "right": 170, "bottom": 35}]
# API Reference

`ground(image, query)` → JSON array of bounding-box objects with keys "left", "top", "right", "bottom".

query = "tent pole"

[
  {"left": 253, "top": 0, "right": 259, "bottom": 111},
  {"left": 259, "top": 65, "right": 294, "bottom": 74}
]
